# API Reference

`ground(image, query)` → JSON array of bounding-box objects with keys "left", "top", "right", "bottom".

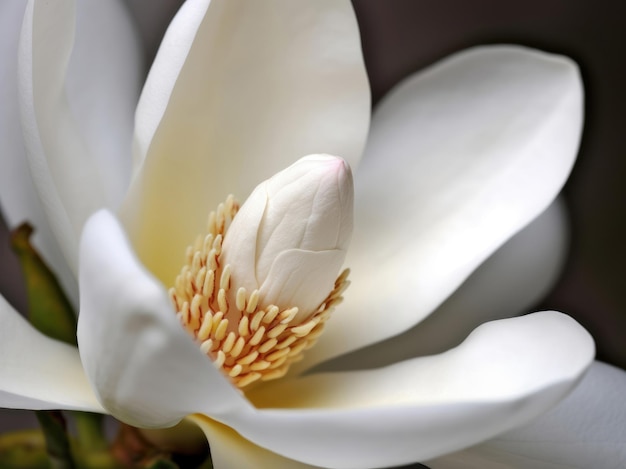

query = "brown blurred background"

[{"left": 1, "top": 0, "right": 624, "bottom": 436}]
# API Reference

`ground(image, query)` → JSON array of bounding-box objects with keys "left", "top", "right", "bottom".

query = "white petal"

[
  {"left": 0, "top": 0, "right": 32, "bottom": 228},
  {"left": 65, "top": 0, "right": 143, "bottom": 210},
  {"left": 0, "top": 0, "right": 78, "bottom": 304},
  {"left": 0, "top": 294, "right": 102, "bottom": 412},
  {"left": 318, "top": 198, "right": 568, "bottom": 372},
  {"left": 120, "top": 0, "right": 370, "bottom": 284},
  {"left": 18, "top": 0, "right": 100, "bottom": 274},
  {"left": 427, "top": 362, "right": 626, "bottom": 469},
  {"left": 225, "top": 312, "right": 594, "bottom": 468},
  {"left": 306, "top": 45, "right": 583, "bottom": 366},
  {"left": 188, "top": 414, "right": 320, "bottom": 469},
  {"left": 77, "top": 210, "right": 248, "bottom": 428}
]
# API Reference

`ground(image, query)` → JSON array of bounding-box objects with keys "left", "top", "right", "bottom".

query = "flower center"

[{"left": 169, "top": 195, "right": 349, "bottom": 389}]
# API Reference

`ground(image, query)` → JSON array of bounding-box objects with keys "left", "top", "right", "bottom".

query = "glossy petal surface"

[
  {"left": 78, "top": 210, "right": 248, "bottom": 428},
  {"left": 121, "top": 0, "right": 370, "bottom": 284},
  {"left": 17, "top": 0, "right": 141, "bottom": 276},
  {"left": 319, "top": 198, "right": 568, "bottom": 371},
  {"left": 0, "top": 295, "right": 102, "bottom": 412},
  {"left": 303, "top": 45, "right": 583, "bottom": 367},
  {"left": 226, "top": 312, "right": 593, "bottom": 468},
  {"left": 189, "top": 415, "right": 320, "bottom": 469},
  {"left": 65, "top": 0, "right": 142, "bottom": 209},
  {"left": 427, "top": 362, "right": 626, "bottom": 469},
  {"left": 0, "top": 0, "right": 77, "bottom": 302}
]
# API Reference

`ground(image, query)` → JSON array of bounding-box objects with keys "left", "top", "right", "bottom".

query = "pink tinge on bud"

[{"left": 221, "top": 155, "right": 353, "bottom": 321}]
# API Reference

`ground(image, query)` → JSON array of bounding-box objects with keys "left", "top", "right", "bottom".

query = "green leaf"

[{"left": 10, "top": 223, "right": 77, "bottom": 345}]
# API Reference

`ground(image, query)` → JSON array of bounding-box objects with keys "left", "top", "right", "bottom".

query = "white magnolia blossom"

[{"left": 0, "top": 0, "right": 624, "bottom": 468}]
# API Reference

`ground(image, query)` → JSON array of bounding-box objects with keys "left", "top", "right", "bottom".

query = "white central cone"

[{"left": 169, "top": 155, "right": 354, "bottom": 388}]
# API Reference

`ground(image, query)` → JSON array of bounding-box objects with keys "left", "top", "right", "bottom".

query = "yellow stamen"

[{"left": 169, "top": 194, "right": 350, "bottom": 389}]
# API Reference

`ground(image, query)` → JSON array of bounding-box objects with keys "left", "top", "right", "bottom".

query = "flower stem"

[
  {"left": 35, "top": 411, "right": 76, "bottom": 469},
  {"left": 10, "top": 223, "right": 77, "bottom": 345}
]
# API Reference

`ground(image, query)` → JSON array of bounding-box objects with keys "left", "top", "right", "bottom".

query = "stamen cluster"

[{"left": 169, "top": 196, "right": 349, "bottom": 388}]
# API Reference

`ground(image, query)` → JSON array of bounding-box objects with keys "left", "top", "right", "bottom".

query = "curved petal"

[
  {"left": 222, "top": 312, "right": 594, "bottom": 468},
  {"left": 305, "top": 45, "right": 583, "bottom": 366},
  {"left": 427, "top": 362, "right": 626, "bottom": 469},
  {"left": 65, "top": 0, "right": 143, "bottom": 209},
  {"left": 0, "top": 0, "right": 35, "bottom": 230},
  {"left": 0, "top": 294, "right": 103, "bottom": 412},
  {"left": 317, "top": 198, "right": 569, "bottom": 372},
  {"left": 120, "top": 0, "right": 370, "bottom": 284},
  {"left": 18, "top": 0, "right": 140, "bottom": 274},
  {"left": 77, "top": 210, "right": 249, "bottom": 428},
  {"left": 0, "top": 0, "right": 78, "bottom": 304},
  {"left": 188, "top": 415, "right": 320, "bottom": 469}
]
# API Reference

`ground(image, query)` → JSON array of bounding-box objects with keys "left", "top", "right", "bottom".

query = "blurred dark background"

[{"left": 1, "top": 0, "right": 624, "bottom": 435}]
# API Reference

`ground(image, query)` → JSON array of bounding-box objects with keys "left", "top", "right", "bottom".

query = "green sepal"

[{"left": 10, "top": 223, "right": 77, "bottom": 345}]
